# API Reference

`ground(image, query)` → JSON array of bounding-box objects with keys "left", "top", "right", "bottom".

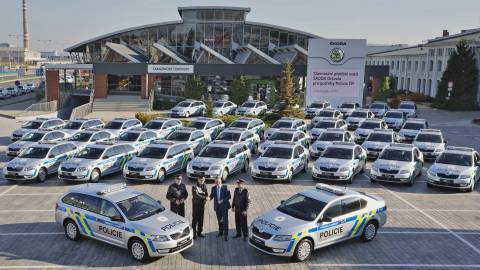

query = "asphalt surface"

[{"left": 0, "top": 108, "right": 480, "bottom": 269}]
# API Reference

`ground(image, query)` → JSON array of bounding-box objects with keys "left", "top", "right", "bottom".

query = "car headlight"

[
  {"left": 23, "top": 166, "right": 34, "bottom": 171},
  {"left": 273, "top": 235, "right": 291, "bottom": 241},
  {"left": 253, "top": 163, "right": 259, "bottom": 170},
  {"left": 427, "top": 169, "right": 436, "bottom": 177},
  {"left": 187, "top": 163, "right": 193, "bottom": 170},
  {"left": 459, "top": 174, "right": 472, "bottom": 180},
  {"left": 338, "top": 167, "right": 350, "bottom": 172},
  {"left": 277, "top": 165, "right": 287, "bottom": 171},
  {"left": 210, "top": 165, "right": 221, "bottom": 171},
  {"left": 145, "top": 167, "right": 155, "bottom": 171},
  {"left": 371, "top": 164, "right": 379, "bottom": 172},
  {"left": 77, "top": 167, "right": 88, "bottom": 172},
  {"left": 434, "top": 148, "right": 443, "bottom": 153},
  {"left": 399, "top": 169, "right": 411, "bottom": 174},
  {"left": 151, "top": 235, "right": 170, "bottom": 242}
]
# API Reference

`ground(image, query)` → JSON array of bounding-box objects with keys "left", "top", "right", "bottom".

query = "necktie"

[{"left": 217, "top": 186, "right": 221, "bottom": 200}]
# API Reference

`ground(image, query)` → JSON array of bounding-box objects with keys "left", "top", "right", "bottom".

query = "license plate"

[
  {"left": 260, "top": 172, "right": 272, "bottom": 176},
  {"left": 178, "top": 238, "right": 189, "bottom": 245},
  {"left": 382, "top": 174, "right": 393, "bottom": 179},
  {"left": 131, "top": 172, "right": 139, "bottom": 176},
  {"left": 251, "top": 236, "right": 263, "bottom": 244},
  {"left": 323, "top": 172, "right": 334, "bottom": 176},
  {"left": 196, "top": 172, "right": 204, "bottom": 175}
]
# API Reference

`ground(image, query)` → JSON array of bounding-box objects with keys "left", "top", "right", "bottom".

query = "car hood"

[
  {"left": 399, "top": 129, "right": 420, "bottom": 137},
  {"left": 8, "top": 140, "right": 34, "bottom": 150},
  {"left": 315, "top": 157, "right": 352, "bottom": 168},
  {"left": 430, "top": 163, "right": 473, "bottom": 175},
  {"left": 310, "top": 128, "right": 327, "bottom": 136},
  {"left": 347, "top": 117, "right": 365, "bottom": 123},
  {"left": 252, "top": 208, "right": 311, "bottom": 236},
  {"left": 312, "top": 140, "right": 333, "bottom": 149},
  {"left": 383, "top": 117, "right": 403, "bottom": 123},
  {"left": 374, "top": 159, "right": 411, "bottom": 170},
  {"left": 131, "top": 210, "right": 190, "bottom": 236},
  {"left": 7, "top": 157, "right": 42, "bottom": 168},
  {"left": 255, "top": 157, "right": 289, "bottom": 168},
  {"left": 126, "top": 157, "right": 164, "bottom": 168},
  {"left": 413, "top": 142, "right": 442, "bottom": 150},
  {"left": 355, "top": 128, "right": 374, "bottom": 136},
  {"left": 362, "top": 141, "right": 390, "bottom": 149},
  {"left": 191, "top": 157, "right": 224, "bottom": 167},
  {"left": 12, "top": 128, "right": 32, "bottom": 136}
]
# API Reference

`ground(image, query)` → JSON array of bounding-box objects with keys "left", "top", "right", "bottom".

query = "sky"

[{"left": 1, "top": 0, "right": 480, "bottom": 52}]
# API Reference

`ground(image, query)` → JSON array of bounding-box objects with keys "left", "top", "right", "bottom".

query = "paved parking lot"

[{"left": 0, "top": 108, "right": 480, "bottom": 269}]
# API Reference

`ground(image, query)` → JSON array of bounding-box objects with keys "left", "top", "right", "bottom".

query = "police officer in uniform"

[
  {"left": 232, "top": 179, "right": 250, "bottom": 241},
  {"left": 209, "top": 177, "right": 231, "bottom": 241},
  {"left": 192, "top": 177, "right": 208, "bottom": 239},
  {"left": 166, "top": 175, "right": 188, "bottom": 217}
]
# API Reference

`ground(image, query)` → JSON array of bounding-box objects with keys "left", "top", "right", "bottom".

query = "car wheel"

[
  {"left": 253, "top": 143, "right": 259, "bottom": 154},
  {"left": 467, "top": 181, "right": 475, "bottom": 193},
  {"left": 129, "top": 238, "right": 149, "bottom": 262},
  {"left": 361, "top": 221, "right": 378, "bottom": 242},
  {"left": 157, "top": 169, "right": 166, "bottom": 183},
  {"left": 242, "top": 159, "right": 249, "bottom": 173},
  {"left": 221, "top": 168, "right": 228, "bottom": 182},
  {"left": 260, "top": 131, "right": 265, "bottom": 140},
  {"left": 370, "top": 177, "right": 375, "bottom": 183},
  {"left": 36, "top": 167, "right": 47, "bottom": 183},
  {"left": 185, "top": 112, "right": 190, "bottom": 118},
  {"left": 287, "top": 169, "right": 293, "bottom": 183},
  {"left": 90, "top": 169, "right": 100, "bottom": 183},
  {"left": 347, "top": 173, "right": 353, "bottom": 184},
  {"left": 293, "top": 238, "right": 313, "bottom": 262},
  {"left": 64, "top": 219, "right": 81, "bottom": 241},
  {"left": 407, "top": 175, "right": 413, "bottom": 186},
  {"left": 302, "top": 160, "right": 308, "bottom": 173}
]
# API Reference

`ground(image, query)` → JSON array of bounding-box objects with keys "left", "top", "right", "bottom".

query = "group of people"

[{"left": 166, "top": 175, "right": 251, "bottom": 241}]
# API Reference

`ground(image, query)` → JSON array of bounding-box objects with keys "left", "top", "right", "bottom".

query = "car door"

[
  {"left": 95, "top": 198, "right": 127, "bottom": 246},
  {"left": 316, "top": 200, "right": 345, "bottom": 247},
  {"left": 65, "top": 193, "right": 100, "bottom": 239},
  {"left": 102, "top": 147, "right": 119, "bottom": 174},
  {"left": 165, "top": 145, "right": 183, "bottom": 173},
  {"left": 240, "top": 132, "right": 254, "bottom": 151},
  {"left": 190, "top": 131, "right": 207, "bottom": 154},
  {"left": 292, "top": 146, "right": 303, "bottom": 174},
  {"left": 353, "top": 146, "right": 363, "bottom": 173},
  {"left": 45, "top": 146, "right": 62, "bottom": 173},
  {"left": 413, "top": 149, "right": 422, "bottom": 176}
]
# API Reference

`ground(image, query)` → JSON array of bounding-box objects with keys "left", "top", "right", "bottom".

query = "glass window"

[
  {"left": 243, "top": 25, "right": 251, "bottom": 44},
  {"left": 269, "top": 30, "right": 279, "bottom": 47},
  {"left": 214, "top": 10, "right": 223, "bottom": 20},
  {"left": 279, "top": 32, "right": 288, "bottom": 46},
  {"left": 260, "top": 28, "right": 269, "bottom": 48},
  {"left": 277, "top": 194, "right": 327, "bottom": 221},
  {"left": 288, "top": 34, "right": 297, "bottom": 45},
  {"left": 223, "top": 23, "right": 232, "bottom": 47},
  {"left": 232, "top": 23, "right": 243, "bottom": 44},
  {"left": 99, "top": 199, "right": 121, "bottom": 218},
  {"left": 324, "top": 201, "right": 342, "bottom": 218},
  {"left": 341, "top": 198, "right": 363, "bottom": 214},
  {"left": 196, "top": 23, "right": 205, "bottom": 42},
  {"left": 116, "top": 193, "right": 165, "bottom": 221},
  {"left": 251, "top": 27, "right": 260, "bottom": 47}
]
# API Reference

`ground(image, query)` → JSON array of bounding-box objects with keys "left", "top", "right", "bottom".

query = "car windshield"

[
  {"left": 188, "top": 121, "right": 206, "bottom": 129},
  {"left": 436, "top": 153, "right": 473, "bottom": 166},
  {"left": 309, "top": 103, "right": 324, "bottom": 109},
  {"left": 68, "top": 132, "right": 92, "bottom": 142},
  {"left": 403, "top": 122, "right": 424, "bottom": 130},
  {"left": 198, "top": 146, "right": 229, "bottom": 158},
  {"left": 323, "top": 147, "right": 352, "bottom": 159},
  {"left": 22, "top": 121, "right": 42, "bottom": 129},
  {"left": 319, "top": 132, "right": 343, "bottom": 142},
  {"left": 367, "top": 133, "right": 392, "bottom": 142},
  {"left": 271, "top": 121, "right": 293, "bottom": 128},
  {"left": 166, "top": 131, "right": 190, "bottom": 141},
  {"left": 399, "top": 103, "right": 415, "bottom": 109},
  {"left": 340, "top": 103, "right": 355, "bottom": 108},
  {"left": 277, "top": 194, "right": 327, "bottom": 221},
  {"left": 137, "top": 146, "right": 167, "bottom": 159},
  {"left": 118, "top": 132, "right": 140, "bottom": 142},
  {"left": 104, "top": 121, "right": 123, "bottom": 129},
  {"left": 144, "top": 121, "right": 164, "bottom": 130},
  {"left": 379, "top": 149, "right": 412, "bottom": 162},
  {"left": 63, "top": 121, "right": 83, "bottom": 130},
  {"left": 229, "top": 121, "right": 248, "bottom": 128},
  {"left": 349, "top": 111, "right": 367, "bottom": 118},
  {"left": 370, "top": 103, "right": 385, "bottom": 109},
  {"left": 318, "top": 111, "right": 334, "bottom": 117},
  {"left": 385, "top": 112, "right": 403, "bottom": 119},
  {"left": 359, "top": 122, "right": 380, "bottom": 129},
  {"left": 262, "top": 147, "right": 292, "bottom": 159},
  {"left": 19, "top": 146, "right": 49, "bottom": 158},
  {"left": 416, "top": 134, "right": 442, "bottom": 143},
  {"left": 20, "top": 132, "right": 45, "bottom": 142},
  {"left": 214, "top": 102, "right": 224, "bottom": 108},
  {"left": 314, "top": 121, "right": 335, "bottom": 129},
  {"left": 241, "top": 102, "right": 256, "bottom": 108},
  {"left": 177, "top": 101, "right": 191, "bottom": 107},
  {"left": 117, "top": 194, "right": 165, "bottom": 221},
  {"left": 216, "top": 132, "right": 241, "bottom": 141},
  {"left": 75, "top": 147, "right": 104, "bottom": 159},
  {"left": 269, "top": 132, "right": 293, "bottom": 141}
]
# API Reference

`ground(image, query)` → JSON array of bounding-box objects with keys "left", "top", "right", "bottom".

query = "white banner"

[{"left": 148, "top": 65, "right": 194, "bottom": 74}]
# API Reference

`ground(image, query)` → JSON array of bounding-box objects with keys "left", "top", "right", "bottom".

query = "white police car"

[
  {"left": 215, "top": 127, "right": 261, "bottom": 154},
  {"left": 338, "top": 102, "right": 361, "bottom": 117},
  {"left": 413, "top": 129, "right": 446, "bottom": 160},
  {"left": 252, "top": 142, "right": 308, "bottom": 182},
  {"left": 115, "top": 128, "right": 158, "bottom": 152},
  {"left": 187, "top": 141, "right": 251, "bottom": 181},
  {"left": 266, "top": 117, "right": 307, "bottom": 139},
  {"left": 124, "top": 141, "right": 193, "bottom": 182},
  {"left": 354, "top": 119, "right": 388, "bottom": 144},
  {"left": 310, "top": 129, "right": 353, "bottom": 159},
  {"left": 309, "top": 118, "right": 347, "bottom": 142},
  {"left": 164, "top": 127, "right": 210, "bottom": 155},
  {"left": 143, "top": 118, "right": 182, "bottom": 139},
  {"left": 229, "top": 118, "right": 266, "bottom": 139},
  {"left": 66, "top": 129, "right": 115, "bottom": 150},
  {"left": 170, "top": 99, "right": 206, "bottom": 118},
  {"left": 362, "top": 129, "right": 398, "bottom": 159},
  {"left": 213, "top": 100, "right": 237, "bottom": 116},
  {"left": 103, "top": 118, "right": 142, "bottom": 137},
  {"left": 11, "top": 117, "right": 65, "bottom": 141},
  {"left": 369, "top": 102, "right": 389, "bottom": 118},
  {"left": 382, "top": 110, "right": 407, "bottom": 131},
  {"left": 236, "top": 100, "right": 268, "bottom": 116},
  {"left": 370, "top": 143, "right": 424, "bottom": 185},
  {"left": 187, "top": 117, "right": 224, "bottom": 140},
  {"left": 304, "top": 101, "right": 331, "bottom": 119},
  {"left": 55, "top": 183, "right": 193, "bottom": 262},
  {"left": 3, "top": 141, "right": 79, "bottom": 182},
  {"left": 60, "top": 118, "right": 104, "bottom": 136},
  {"left": 7, "top": 130, "right": 69, "bottom": 157},
  {"left": 312, "top": 142, "right": 366, "bottom": 183},
  {"left": 58, "top": 142, "right": 136, "bottom": 182},
  {"left": 427, "top": 146, "right": 480, "bottom": 192},
  {"left": 398, "top": 119, "right": 428, "bottom": 143},
  {"left": 311, "top": 109, "right": 343, "bottom": 126},
  {"left": 248, "top": 184, "right": 387, "bottom": 261},
  {"left": 398, "top": 101, "right": 417, "bottom": 118},
  {"left": 260, "top": 129, "right": 309, "bottom": 154},
  {"left": 345, "top": 109, "right": 375, "bottom": 130}
]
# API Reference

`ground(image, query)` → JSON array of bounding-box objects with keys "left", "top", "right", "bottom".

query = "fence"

[
  {"left": 69, "top": 88, "right": 95, "bottom": 120},
  {"left": 15, "top": 100, "right": 58, "bottom": 119}
]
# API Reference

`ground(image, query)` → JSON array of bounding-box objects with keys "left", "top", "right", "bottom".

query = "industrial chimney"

[{"left": 22, "top": 0, "right": 29, "bottom": 50}]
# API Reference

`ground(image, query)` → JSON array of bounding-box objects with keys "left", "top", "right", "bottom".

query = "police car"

[
  {"left": 187, "top": 117, "right": 224, "bottom": 140},
  {"left": 382, "top": 110, "right": 407, "bottom": 131},
  {"left": 248, "top": 183, "right": 387, "bottom": 261},
  {"left": 60, "top": 118, "right": 104, "bottom": 136},
  {"left": 115, "top": 128, "right": 158, "bottom": 152},
  {"left": 143, "top": 118, "right": 182, "bottom": 139},
  {"left": 260, "top": 129, "right": 309, "bottom": 154},
  {"left": 413, "top": 129, "right": 446, "bottom": 160},
  {"left": 266, "top": 117, "right": 307, "bottom": 139},
  {"left": 55, "top": 183, "right": 193, "bottom": 262},
  {"left": 252, "top": 142, "right": 308, "bottom": 182},
  {"left": 312, "top": 142, "right": 366, "bottom": 183},
  {"left": 7, "top": 130, "right": 69, "bottom": 157},
  {"left": 58, "top": 142, "right": 136, "bottom": 182},
  {"left": 3, "top": 141, "right": 79, "bottom": 182},
  {"left": 236, "top": 100, "right": 268, "bottom": 116},
  {"left": 345, "top": 109, "right": 375, "bottom": 130},
  {"left": 229, "top": 118, "right": 266, "bottom": 139},
  {"left": 370, "top": 143, "right": 424, "bottom": 185},
  {"left": 427, "top": 146, "right": 480, "bottom": 192},
  {"left": 362, "top": 129, "right": 398, "bottom": 159},
  {"left": 123, "top": 141, "right": 194, "bottom": 182},
  {"left": 309, "top": 129, "right": 354, "bottom": 159},
  {"left": 311, "top": 109, "right": 343, "bottom": 126},
  {"left": 369, "top": 102, "right": 389, "bottom": 118},
  {"left": 170, "top": 99, "right": 206, "bottom": 118},
  {"left": 215, "top": 127, "right": 261, "bottom": 154},
  {"left": 309, "top": 118, "right": 347, "bottom": 142},
  {"left": 66, "top": 129, "right": 115, "bottom": 150},
  {"left": 304, "top": 101, "right": 331, "bottom": 119},
  {"left": 354, "top": 119, "right": 388, "bottom": 144},
  {"left": 164, "top": 127, "right": 210, "bottom": 155},
  {"left": 11, "top": 117, "right": 65, "bottom": 141},
  {"left": 338, "top": 102, "right": 361, "bottom": 117},
  {"left": 213, "top": 100, "right": 237, "bottom": 116},
  {"left": 187, "top": 140, "right": 251, "bottom": 181},
  {"left": 103, "top": 118, "right": 142, "bottom": 137},
  {"left": 398, "top": 119, "right": 428, "bottom": 143},
  {"left": 398, "top": 101, "right": 417, "bottom": 118}
]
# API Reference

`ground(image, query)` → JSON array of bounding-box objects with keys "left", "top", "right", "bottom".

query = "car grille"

[
  {"left": 170, "top": 227, "right": 190, "bottom": 240},
  {"left": 320, "top": 167, "right": 338, "bottom": 172},
  {"left": 258, "top": 166, "right": 276, "bottom": 171},
  {"left": 127, "top": 166, "right": 144, "bottom": 172},
  {"left": 252, "top": 226, "right": 273, "bottom": 240},
  {"left": 316, "top": 147, "right": 325, "bottom": 152},
  {"left": 169, "top": 238, "right": 193, "bottom": 253},
  {"left": 8, "top": 147, "right": 19, "bottom": 152},
  {"left": 437, "top": 173, "right": 459, "bottom": 179},
  {"left": 192, "top": 165, "right": 209, "bottom": 171},
  {"left": 368, "top": 148, "right": 383, "bottom": 152},
  {"left": 6, "top": 166, "right": 22, "bottom": 172},
  {"left": 419, "top": 148, "right": 434, "bottom": 153},
  {"left": 379, "top": 168, "right": 399, "bottom": 174},
  {"left": 60, "top": 167, "right": 76, "bottom": 172}
]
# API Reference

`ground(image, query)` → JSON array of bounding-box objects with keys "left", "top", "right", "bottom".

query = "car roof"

[
  {"left": 363, "top": 118, "right": 382, "bottom": 123},
  {"left": 235, "top": 118, "right": 255, "bottom": 122},
  {"left": 109, "top": 118, "right": 135, "bottom": 122},
  {"left": 192, "top": 117, "right": 216, "bottom": 122},
  {"left": 300, "top": 184, "right": 359, "bottom": 203},
  {"left": 275, "top": 128, "right": 297, "bottom": 134},
  {"left": 208, "top": 140, "right": 239, "bottom": 147},
  {"left": 351, "top": 109, "right": 370, "bottom": 113},
  {"left": 371, "top": 128, "right": 395, "bottom": 134},
  {"left": 329, "top": 142, "right": 356, "bottom": 149},
  {"left": 123, "top": 128, "right": 150, "bottom": 134},
  {"left": 30, "top": 141, "right": 63, "bottom": 149},
  {"left": 222, "top": 127, "right": 246, "bottom": 134},
  {"left": 174, "top": 127, "right": 196, "bottom": 133},
  {"left": 67, "top": 183, "right": 142, "bottom": 203},
  {"left": 324, "top": 128, "right": 347, "bottom": 134},
  {"left": 386, "top": 143, "right": 415, "bottom": 151},
  {"left": 148, "top": 141, "right": 183, "bottom": 148},
  {"left": 405, "top": 118, "right": 426, "bottom": 123},
  {"left": 385, "top": 109, "right": 403, "bottom": 114},
  {"left": 444, "top": 146, "right": 476, "bottom": 155},
  {"left": 270, "top": 141, "right": 296, "bottom": 148},
  {"left": 279, "top": 117, "right": 301, "bottom": 121},
  {"left": 418, "top": 129, "right": 442, "bottom": 134},
  {"left": 316, "top": 118, "right": 338, "bottom": 122}
]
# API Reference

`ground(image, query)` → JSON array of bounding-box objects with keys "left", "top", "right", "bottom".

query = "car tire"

[
  {"left": 90, "top": 169, "right": 100, "bottom": 183},
  {"left": 129, "top": 238, "right": 150, "bottom": 262},
  {"left": 293, "top": 238, "right": 313, "bottom": 262},
  {"left": 370, "top": 177, "right": 375, "bottom": 183},
  {"left": 287, "top": 169, "right": 293, "bottom": 183},
  {"left": 242, "top": 159, "right": 249, "bottom": 173},
  {"left": 221, "top": 168, "right": 228, "bottom": 182},
  {"left": 467, "top": 181, "right": 475, "bottom": 193},
  {"left": 302, "top": 160, "right": 308, "bottom": 173},
  {"left": 253, "top": 143, "right": 259, "bottom": 155},
  {"left": 347, "top": 174, "right": 353, "bottom": 184},
  {"left": 36, "top": 167, "right": 47, "bottom": 183},
  {"left": 157, "top": 168, "right": 166, "bottom": 183},
  {"left": 64, "top": 219, "right": 81, "bottom": 241},
  {"left": 361, "top": 221, "right": 378, "bottom": 242},
  {"left": 407, "top": 175, "right": 413, "bottom": 186}
]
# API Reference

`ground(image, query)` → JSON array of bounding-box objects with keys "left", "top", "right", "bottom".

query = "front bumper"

[
  {"left": 3, "top": 169, "right": 37, "bottom": 181},
  {"left": 312, "top": 167, "right": 350, "bottom": 181},
  {"left": 248, "top": 230, "right": 291, "bottom": 257},
  {"left": 150, "top": 232, "right": 194, "bottom": 257},
  {"left": 427, "top": 175, "right": 471, "bottom": 189},
  {"left": 187, "top": 169, "right": 221, "bottom": 180},
  {"left": 251, "top": 169, "right": 289, "bottom": 180},
  {"left": 6, "top": 149, "right": 20, "bottom": 157},
  {"left": 369, "top": 170, "right": 411, "bottom": 183},
  {"left": 58, "top": 169, "right": 90, "bottom": 181},
  {"left": 419, "top": 150, "right": 441, "bottom": 160},
  {"left": 123, "top": 169, "right": 158, "bottom": 181}
]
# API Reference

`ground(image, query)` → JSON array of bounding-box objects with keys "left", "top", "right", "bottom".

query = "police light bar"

[
  {"left": 96, "top": 183, "right": 127, "bottom": 195},
  {"left": 325, "top": 128, "right": 346, "bottom": 132},
  {"left": 331, "top": 142, "right": 355, "bottom": 146},
  {"left": 37, "top": 140, "right": 58, "bottom": 145},
  {"left": 389, "top": 143, "right": 414, "bottom": 149},
  {"left": 130, "top": 128, "right": 148, "bottom": 132},
  {"left": 277, "top": 128, "right": 296, "bottom": 132},
  {"left": 94, "top": 141, "right": 116, "bottom": 145},
  {"left": 225, "top": 127, "right": 245, "bottom": 131},
  {"left": 177, "top": 127, "right": 196, "bottom": 131},
  {"left": 420, "top": 129, "right": 442, "bottom": 133},
  {"left": 273, "top": 141, "right": 295, "bottom": 145},
  {"left": 152, "top": 140, "right": 176, "bottom": 146},
  {"left": 373, "top": 128, "right": 394, "bottom": 132},
  {"left": 315, "top": 184, "right": 346, "bottom": 195},
  {"left": 212, "top": 140, "right": 235, "bottom": 145},
  {"left": 446, "top": 146, "right": 475, "bottom": 152},
  {"left": 84, "top": 128, "right": 101, "bottom": 132}
]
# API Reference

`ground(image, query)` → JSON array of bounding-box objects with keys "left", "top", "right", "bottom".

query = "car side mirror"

[
  {"left": 102, "top": 155, "right": 109, "bottom": 159},
  {"left": 280, "top": 200, "right": 285, "bottom": 204},
  {"left": 320, "top": 215, "right": 332, "bottom": 222},
  {"left": 110, "top": 215, "right": 124, "bottom": 222},
  {"left": 48, "top": 154, "right": 55, "bottom": 159},
  {"left": 444, "top": 139, "right": 448, "bottom": 144}
]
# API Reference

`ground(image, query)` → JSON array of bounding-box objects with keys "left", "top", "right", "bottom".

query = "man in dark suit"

[
  {"left": 232, "top": 179, "right": 250, "bottom": 241},
  {"left": 166, "top": 175, "right": 188, "bottom": 217},
  {"left": 192, "top": 177, "right": 208, "bottom": 239},
  {"left": 209, "top": 177, "right": 231, "bottom": 241}
]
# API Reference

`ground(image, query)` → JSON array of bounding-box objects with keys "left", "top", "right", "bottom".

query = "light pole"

[{"left": 8, "top": 34, "right": 22, "bottom": 68}]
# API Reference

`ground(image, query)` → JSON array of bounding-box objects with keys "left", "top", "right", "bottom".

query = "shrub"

[
  {"left": 135, "top": 112, "right": 161, "bottom": 124},
  {"left": 281, "top": 108, "right": 305, "bottom": 119},
  {"left": 205, "top": 95, "right": 214, "bottom": 118},
  {"left": 219, "top": 115, "right": 241, "bottom": 126},
  {"left": 180, "top": 119, "right": 191, "bottom": 126},
  {"left": 153, "top": 99, "right": 178, "bottom": 110}
]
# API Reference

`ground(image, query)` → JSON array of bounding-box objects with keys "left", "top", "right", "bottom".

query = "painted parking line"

[
  {"left": 0, "top": 209, "right": 54, "bottom": 213},
  {"left": 0, "top": 193, "right": 63, "bottom": 196},
  {"left": 0, "top": 185, "right": 17, "bottom": 195},
  {"left": 389, "top": 209, "right": 480, "bottom": 212},
  {"left": 309, "top": 263, "right": 480, "bottom": 268},
  {"left": 0, "top": 232, "right": 62, "bottom": 236},
  {"left": 0, "top": 266, "right": 83, "bottom": 269}
]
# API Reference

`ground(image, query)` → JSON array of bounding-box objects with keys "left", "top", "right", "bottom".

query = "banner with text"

[{"left": 148, "top": 65, "right": 194, "bottom": 74}]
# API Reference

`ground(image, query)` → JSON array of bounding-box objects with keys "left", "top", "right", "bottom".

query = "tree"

[
  {"left": 205, "top": 95, "right": 214, "bottom": 117},
  {"left": 278, "top": 62, "right": 297, "bottom": 110},
  {"left": 436, "top": 40, "right": 479, "bottom": 110},
  {"left": 229, "top": 75, "right": 249, "bottom": 105},
  {"left": 184, "top": 75, "right": 204, "bottom": 100}
]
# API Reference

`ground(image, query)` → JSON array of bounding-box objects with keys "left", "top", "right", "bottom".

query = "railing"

[
  {"left": 70, "top": 88, "right": 95, "bottom": 120},
  {"left": 15, "top": 100, "right": 58, "bottom": 118}
]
